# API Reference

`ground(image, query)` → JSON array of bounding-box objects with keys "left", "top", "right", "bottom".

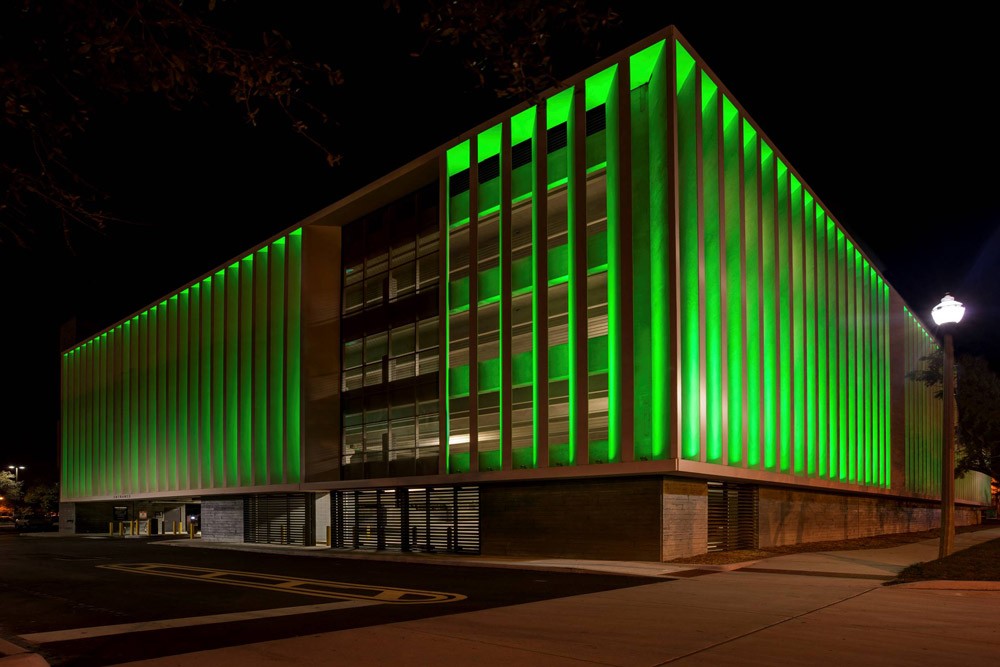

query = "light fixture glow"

[{"left": 931, "top": 293, "right": 965, "bottom": 326}]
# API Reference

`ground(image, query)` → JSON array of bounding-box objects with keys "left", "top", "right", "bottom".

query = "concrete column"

[{"left": 58, "top": 502, "right": 77, "bottom": 534}]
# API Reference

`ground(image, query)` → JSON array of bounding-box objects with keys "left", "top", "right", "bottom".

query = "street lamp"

[
  {"left": 931, "top": 293, "right": 964, "bottom": 558},
  {"left": 7, "top": 466, "right": 25, "bottom": 483}
]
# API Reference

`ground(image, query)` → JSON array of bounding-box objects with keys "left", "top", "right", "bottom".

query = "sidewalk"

[
  {"left": 125, "top": 527, "right": 1000, "bottom": 666},
  {"left": 159, "top": 526, "right": 1000, "bottom": 580}
]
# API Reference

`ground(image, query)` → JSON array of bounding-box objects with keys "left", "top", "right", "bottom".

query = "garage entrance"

[{"left": 243, "top": 493, "right": 316, "bottom": 546}]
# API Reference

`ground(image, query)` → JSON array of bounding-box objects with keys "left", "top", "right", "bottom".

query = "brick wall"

[
  {"left": 481, "top": 477, "right": 662, "bottom": 560},
  {"left": 201, "top": 497, "right": 245, "bottom": 542},
  {"left": 759, "top": 486, "right": 982, "bottom": 547},
  {"left": 661, "top": 477, "right": 708, "bottom": 560}
]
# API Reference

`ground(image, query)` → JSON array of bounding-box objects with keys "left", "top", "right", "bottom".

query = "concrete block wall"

[
  {"left": 661, "top": 477, "right": 708, "bottom": 560},
  {"left": 758, "top": 487, "right": 982, "bottom": 548},
  {"left": 201, "top": 497, "right": 245, "bottom": 542}
]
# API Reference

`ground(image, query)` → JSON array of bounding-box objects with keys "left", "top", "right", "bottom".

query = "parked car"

[{"left": 0, "top": 515, "right": 15, "bottom": 532}]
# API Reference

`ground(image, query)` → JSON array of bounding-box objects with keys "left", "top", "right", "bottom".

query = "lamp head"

[{"left": 932, "top": 293, "right": 965, "bottom": 327}]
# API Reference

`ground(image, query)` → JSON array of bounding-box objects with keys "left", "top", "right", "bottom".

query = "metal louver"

[
  {"left": 331, "top": 486, "right": 479, "bottom": 553},
  {"left": 244, "top": 493, "right": 316, "bottom": 546},
  {"left": 707, "top": 482, "right": 758, "bottom": 552}
]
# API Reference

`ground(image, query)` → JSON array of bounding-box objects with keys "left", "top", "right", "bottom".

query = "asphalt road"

[{"left": 0, "top": 534, "right": 656, "bottom": 666}]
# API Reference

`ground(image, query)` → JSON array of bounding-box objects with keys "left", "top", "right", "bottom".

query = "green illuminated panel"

[
  {"left": 178, "top": 292, "right": 189, "bottom": 490},
  {"left": 776, "top": 163, "right": 790, "bottom": 473},
  {"left": 239, "top": 257, "right": 253, "bottom": 487},
  {"left": 138, "top": 313, "right": 148, "bottom": 493},
  {"left": 760, "top": 143, "right": 777, "bottom": 471},
  {"left": 157, "top": 301, "right": 168, "bottom": 491},
  {"left": 883, "top": 281, "right": 891, "bottom": 487},
  {"left": 200, "top": 277, "right": 213, "bottom": 488},
  {"left": 631, "top": 69, "right": 653, "bottom": 460},
  {"left": 254, "top": 249, "right": 269, "bottom": 485},
  {"left": 600, "top": 63, "right": 620, "bottom": 464},
  {"left": 790, "top": 175, "right": 805, "bottom": 475},
  {"left": 286, "top": 230, "right": 302, "bottom": 483},
  {"left": 804, "top": 194, "right": 817, "bottom": 476},
  {"left": 567, "top": 82, "right": 584, "bottom": 465},
  {"left": 167, "top": 296, "right": 177, "bottom": 491},
  {"left": 836, "top": 231, "right": 848, "bottom": 481},
  {"left": 815, "top": 210, "right": 829, "bottom": 479},
  {"left": 861, "top": 258, "right": 870, "bottom": 484},
  {"left": 846, "top": 242, "right": 856, "bottom": 483},
  {"left": 270, "top": 239, "right": 286, "bottom": 484},
  {"left": 112, "top": 329, "right": 120, "bottom": 493},
  {"left": 94, "top": 335, "right": 108, "bottom": 495},
  {"left": 722, "top": 97, "right": 741, "bottom": 466},
  {"left": 187, "top": 286, "right": 200, "bottom": 489},
  {"left": 702, "top": 71, "right": 722, "bottom": 464},
  {"left": 212, "top": 274, "right": 225, "bottom": 487},
  {"left": 677, "top": 41, "right": 699, "bottom": 460},
  {"left": 225, "top": 263, "right": 239, "bottom": 487},
  {"left": 744, "top": 123, "right": 761, "bottom": 469},
  {"left": 648, "top": 46, "right": 670, "bottom": 460},
  {"left": 630, "top": 40, "right": 665, "bottom": 90},
  {"left": 826, "top": 218, "right": 838, "bottom": 481}
]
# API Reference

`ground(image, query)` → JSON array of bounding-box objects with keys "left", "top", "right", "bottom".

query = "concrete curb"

[
  {"left": 155, "top": 540, "right": 676, "bottom": 578},
  {"left": 893, "top": 580, "right": 1000, "bottom": 591}
]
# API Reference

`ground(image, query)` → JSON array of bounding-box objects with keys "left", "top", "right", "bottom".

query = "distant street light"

[
  {"left": 931, "top": 293, "right": 964, "bottom": 558},
  {"left": 7, "top": 465, "right": 25, "bottom": 483}
]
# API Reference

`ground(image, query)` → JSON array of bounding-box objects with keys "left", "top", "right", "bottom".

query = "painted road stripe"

[
  {"left": 19, "top": 599, "right": 380, "bottom": 644},
  {"left": 97, "top": 563, "right": 467, "bottom": 604}
]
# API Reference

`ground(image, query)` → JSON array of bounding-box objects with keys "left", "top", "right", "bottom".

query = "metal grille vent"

[
  {"left": 331, "top": 486, "right": 479, "bottom": 553},
  {"left": 244, "top": 493, "right": 316, "bottom": 546},
  {"left": 707, "top": 482, "right": 758, "bottom": 552}
]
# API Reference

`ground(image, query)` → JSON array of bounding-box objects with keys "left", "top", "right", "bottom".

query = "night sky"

[{"left": 3, "top": 6, "right": 996, "bottom": 485}]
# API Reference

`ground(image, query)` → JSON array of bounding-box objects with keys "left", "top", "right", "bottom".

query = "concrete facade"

[
  {"left": 200, "top": 497, "right": 245, "bottom": 543},
  {"left": 758, "top": 486, "right": 981, "bottom": 548},
  {"left": 661, "top": 478, "right": 708, "bottom": 560}
]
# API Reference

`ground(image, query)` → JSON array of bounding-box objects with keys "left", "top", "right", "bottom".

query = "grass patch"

[
  {"left": 670, "top": 523, "right": 997, "bottom": 565},
  {"left": 894, "top": 537, "right": 1000, "bottom": 583}
]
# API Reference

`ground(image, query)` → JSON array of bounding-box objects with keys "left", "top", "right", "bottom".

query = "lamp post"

[
  {"left": 7, "top": 466, "right": 25, "bottom": 483},
  {"left": 931, "top": 293, "right": 964, "bottom": 558}
]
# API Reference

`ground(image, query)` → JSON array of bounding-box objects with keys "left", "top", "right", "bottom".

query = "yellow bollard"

[
  {"left": 326, "top": 525, "right": 332, "bottom": 547},
  {"left": 119, "top": 522, "right": 124, "bottom": 537},
  {"left": 109, "top": 522, "right": 114, "bottom": 536},
  {"left": 281, "top": 524, "right": 287, "bottom": 544},
  {"left": 146, "top": 520, "right": 150, "bottom": 536},
  {"left": 189, "top": 522, "right": 195, "bottom": 539}
]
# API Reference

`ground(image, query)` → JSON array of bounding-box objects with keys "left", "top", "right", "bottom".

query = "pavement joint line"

[
  {"left": 735, "top": 567, "right": 895, "bottom": 581},
  {"left": 649, "top": 585, "right": 881, "bottom": 666},
  {"left": 17, "top": 599, "right": 381, "bottom": 645}
]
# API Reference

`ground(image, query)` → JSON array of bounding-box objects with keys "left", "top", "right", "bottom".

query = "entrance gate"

[{"left": 244, "top": 493, "right": 316, "bottom": 546}]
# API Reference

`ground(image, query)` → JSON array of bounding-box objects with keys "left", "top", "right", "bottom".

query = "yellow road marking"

[
  {"left": 20, "top": 599, "right": 377, "bottom": 644},
  {"left": 97, "top": 563, "right": 466, "bottom": 604}
]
